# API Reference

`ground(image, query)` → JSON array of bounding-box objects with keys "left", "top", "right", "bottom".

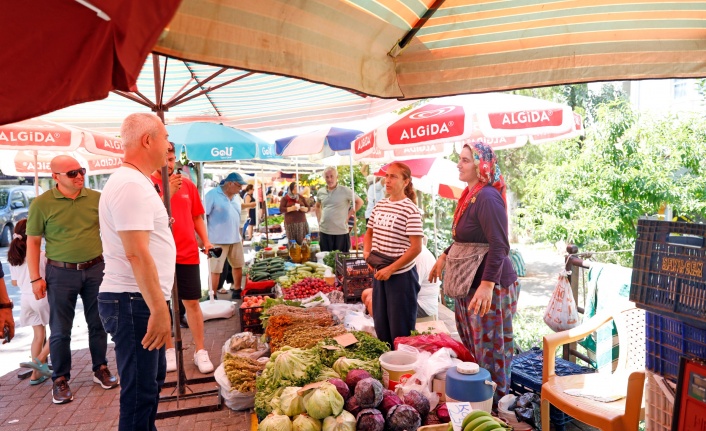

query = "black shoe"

[
  {"left": 179, "top": 315, "right": 189, "bottom": 328},
  {"left": 231, "top": 289, "right": 242, "bottom": 300},
  {"left": 52, "top": 376, "right": 73, "bottom": 404}
]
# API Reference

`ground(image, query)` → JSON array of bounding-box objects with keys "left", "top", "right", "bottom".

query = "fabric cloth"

[
  {"left": 280, "top": 194, "right": 308, "bottom": 224},
  {"left": 205, "top": 186, "right": 242, "bottom": 244},
  {"left": 317, "top": 185, "right": 358, "bottom": 235},
  {"left": 11, "top": 256, "right": 49, "bottom": 327},
  {"left": 209, "top": 242, "right": 245, "bottom": 272},
  {"left": 284, "top": 221, "right": 309, "bottom": 246},
  {"left": 99, "top": 168, "right": 176, "bottom": 300},
  {"left": 365, "top": 181, "right": 384, "bottom": 219},
  {"left": 98, "top": 292, "right": 166, "bottom": 431},
  {"left": 415, "top": 247, "right": 440, "bottom": 318},
  {"left": 174, "top": 263, "right": 202, "bottom": 300},
  {"left": 9, "top": 253, "right": 46, "bottom": 296},
  {"left": 26, "top": 186, "right": 102, "bottom": 263},
  {"left": 467, "top": 142, "right": 507, "bottom": 204},
  {"left": 151, "top": 175, "right": 204, "bottom": 265},
  {"left": 509, "top": 248, "right": 526, "bottom": 277},
  {"left": 444, "top": 186, "right": 516, "bottom": 288},
  {"left": 319, "top": 232, "right": 351, "bottom": 253},
  {"left": 47, "top": 262, "right": 107, "bottom": 380},
  {"left": 369, "top": 197, "right": 423, "bottom": 274},
  {"left": 455, "top": 281, "right": 518, "bottom": 402},
  {"left": 372, "top": 266, "right": 420, "bottom": 347}
]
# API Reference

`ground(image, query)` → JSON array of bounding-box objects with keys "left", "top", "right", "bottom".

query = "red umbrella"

[
  {"left": 354, "top": 93, "right": 579, "bottom": 159},
  {"left": 374, "top": 158, "right": 464, "bottom": 200},
  {"left": 0, "top": 149, "right": 123, "bottom": 177},
  {"left": 0, "top": 119, "right": 123, "bottom": 156},
  {"left": 0, "top": 0, "right": 181, "bottom": 125}
]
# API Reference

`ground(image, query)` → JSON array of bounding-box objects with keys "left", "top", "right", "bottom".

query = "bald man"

[
  {"left": 27, "top": 155, "right": 118, "bottom": 405},
  {"left": 98, "top": 113, "right": 175, "bottom": 430}
]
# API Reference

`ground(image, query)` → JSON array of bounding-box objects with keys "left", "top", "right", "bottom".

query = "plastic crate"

[
  {"left": 645, "top": 311, "right": 706, "bottom": 382},
  {"left": 510, "top": 347, "right": 595, "bottom": 430},
  {"left": 645, "top": 370, "right": 676, "bottom": 431},
  {"left": 630, "top": 219, "right": 706, "bottom": 329},
  {"left": 239, "top": 304, "right": 264, "bottom": 334},
  {"left": 336, "top": 274, "right": 372, "bottom": 302},
  {"left": 335, "top": 252, "right": 372, "bottom": 301}
]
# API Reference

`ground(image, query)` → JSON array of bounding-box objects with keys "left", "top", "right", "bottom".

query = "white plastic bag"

[
  {"left": 214, "top": 363, "right": 256, "bottom": 411},
  {"left": 543, "top": 271, "right": 579, "bottom": 332},
  {"left": 395, "top": 346, "right": 461, "bottom": 411},
  {"left": 221, "top": 332, "right": 269, "bottom": 362},
  {"left": 300, "top": 291, "right": 331, "bottom": 308},
  {"left": 327, "top": 303, "right": 366, "bottom": 323},
  {"left": 343, "top": 310, "right": 376, "bottom": 334}
]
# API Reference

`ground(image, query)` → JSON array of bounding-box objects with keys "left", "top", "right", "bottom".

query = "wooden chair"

[{"left": 541, "top": 305, "right": 646, "bottom": 431}]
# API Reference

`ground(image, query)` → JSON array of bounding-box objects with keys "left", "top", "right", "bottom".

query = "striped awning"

[{"left": 154, "top": 0, "right": 706, "bottom": 99}]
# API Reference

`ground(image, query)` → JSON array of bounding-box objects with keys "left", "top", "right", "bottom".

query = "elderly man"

[
  {"left": 205, "top": 172, "right": 252, "bottom": 298},
  {"left": 98, "top": 113, "right": 175, "bottom": 430},
  {"left": 27, "top": 155, "right": 117, "bottom": 405},
  {"left": 315, "top": 167, "right": 363, "bottom": 252},
  {"left": 151, "top": 142, "right": 215, "bottom": 374}
]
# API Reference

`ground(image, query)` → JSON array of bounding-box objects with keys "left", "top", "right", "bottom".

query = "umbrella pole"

[
  {"left": 33, "top": 151, "right": 39, "bottom": 196},
  {"left": 349, "top": 154, "right": 358, "bottom": 256},
  {"left": 432, "top": 186, "right": 438, "bottom": 258}
]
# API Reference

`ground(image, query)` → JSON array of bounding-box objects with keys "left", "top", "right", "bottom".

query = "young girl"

[{"left": 8, "top": 219, "right": 51, "bottom": 385}]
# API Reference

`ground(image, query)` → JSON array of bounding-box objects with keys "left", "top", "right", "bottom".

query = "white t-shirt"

[
  {"left": 99, "top": 168, "right": 176, "bottom": 300},
  {"left": 9, "top": 252, "right": 46, "bottom": 296},
  {"left": 415, "top": 247, "right": 440, "bottom": 317},
  {"left": 369, "top": 197, "right": 423, "bottom": 274}
]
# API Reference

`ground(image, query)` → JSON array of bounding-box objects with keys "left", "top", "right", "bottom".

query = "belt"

[{"left": 47, "top": 255, "right": 104, "bottom": 270}]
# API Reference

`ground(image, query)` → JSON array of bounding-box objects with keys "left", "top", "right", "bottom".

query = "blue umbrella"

[
  {"left": 166, "top": 122, "right": 278, "bottom": 162},
  {"left": 275, "top": 127, "right": 362, "bottom": 158}
]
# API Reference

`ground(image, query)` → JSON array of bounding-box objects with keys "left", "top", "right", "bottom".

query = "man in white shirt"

[{"left": 98, "top": 113, "right": 175, "bottom": 430}]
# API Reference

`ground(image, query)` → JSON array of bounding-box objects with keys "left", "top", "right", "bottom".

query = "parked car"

[{"left": 0, "top": 185, "right": 43, "bottom": 246}]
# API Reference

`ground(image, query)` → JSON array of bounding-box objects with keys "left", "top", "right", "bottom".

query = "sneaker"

[
  {"left": 231, "top": 289, "right": 242, "bottom": 300},
  {"left": 166, "top": 348, "right": 177, "bottom": 372},
  {"left": 93, "top": 365, "right": 119, "bottom": 389},
  {"left": 52, "top": 376, "right": 73, "bottom": 404},
  {"left": 193, "top": 349, "right": 214, "bottom": 374}
]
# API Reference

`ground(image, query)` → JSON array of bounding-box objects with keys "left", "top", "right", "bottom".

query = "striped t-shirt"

[{"left": 369, "top": 197, "right": 423, "bottom": 274}]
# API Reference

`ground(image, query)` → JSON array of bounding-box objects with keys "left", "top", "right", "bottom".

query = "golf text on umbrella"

[
  {"left": 211, "top": 147, "right": 233, "bottom": 158},
  {"left": 387, "top": 105, "right": 464, "bottom": 144}
]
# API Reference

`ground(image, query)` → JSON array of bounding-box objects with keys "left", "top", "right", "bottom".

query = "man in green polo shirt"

[{"left": 26, "top": 155, "right": 118, "bottom": 405}]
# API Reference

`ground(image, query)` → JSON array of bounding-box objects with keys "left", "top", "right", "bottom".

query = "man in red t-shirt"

[{"left": 151, "top": 143, "right": 215, "bottom": 374}]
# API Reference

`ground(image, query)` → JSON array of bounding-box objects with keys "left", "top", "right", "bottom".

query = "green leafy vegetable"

[
  {"left": 332, "top": 357, "right": 382, "bottom": 381},
  {"left": 303, "top": 382, "right": 344, "bottom": 420}
]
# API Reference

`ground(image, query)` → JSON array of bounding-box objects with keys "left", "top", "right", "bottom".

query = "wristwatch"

[{"left": 0, "top": 301, "right": 13, "bottom": 310}]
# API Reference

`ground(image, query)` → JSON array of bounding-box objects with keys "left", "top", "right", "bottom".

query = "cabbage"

[
  {"left": 316, "top": 367, "right": 341, "bottom": 381},
  {"left": 327, "top": 378, "right": 350, "bottom": 400},
  {"left": 257, "top": 387, "right": 286, "bottom": 419},
  {"left": 354, "top": 378, "right": 383, "bottom": 409},
  {"left": 333, "top": 357, "right": 381, "bottom": 381},
  {"left": 343, "top": 369, "right": 372, "bottom": 392},
  {"left": 292, "top": 414, "right": 322, "bottom": 431},
  {"left": 403, "top": 390, "right": 430, "bottom": 418},
  {"left": 258, "top": 413, "right": 293, "bottom": 431},
  {"left": 344, "top": 395, "right": 362, "bottom": 417},
  {"left": 356, "top": 408, "right": 384, "bottom": 431},
  {"left": 379, "top": 390, "right": 402, "bottom": 415},
  {"left": 304, "top": 382, "right": 345, "bottom": 419},
  {"left": 279, "top": 387, "right": 306, "bottom": 417},
  {"left": 435, "top": 403, "right": 450, "bottom": 423},
  {"left": 321, "top": 411, "right": 356, "bottom": 431},
  {"left": 386, "top": 404, "right": 421, "bottom": 431}
]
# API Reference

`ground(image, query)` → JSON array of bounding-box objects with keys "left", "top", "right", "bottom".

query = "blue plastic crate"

[
  {"left": 645, "top": 311, "right": 706, "bottom": 382},
  {"left": 510, "top": 347, "right": 595, "bottom": 429}
]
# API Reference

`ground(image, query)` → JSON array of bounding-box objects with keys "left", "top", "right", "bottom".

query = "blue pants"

[
  {"left": 372, "top": 267, "right": 420, "bottom": 347},
  {"left": 46, "top": 262, "right": 108, "bottom": 381},
  {"left": 98, "top": 292, "right": 166, "bottom": 431}
]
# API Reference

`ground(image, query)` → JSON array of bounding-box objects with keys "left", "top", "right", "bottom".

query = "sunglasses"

[{"left": 54, "top": 168, "right": 87, "bottom": 178}]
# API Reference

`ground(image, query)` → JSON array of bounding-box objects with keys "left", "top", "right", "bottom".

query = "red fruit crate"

[
  {"left": 629, "top": 219, "right": 706, "bottom": 330},
  {"left": 239, "top": 304, "right": 264, "bottom": 334},
  {"left": 645, "top": 311, "right": 706, "bottom": 382}
]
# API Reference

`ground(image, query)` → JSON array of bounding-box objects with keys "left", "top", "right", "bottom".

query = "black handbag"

[{"left": 365, "top": 250, "right": 397, "bottom": 270}]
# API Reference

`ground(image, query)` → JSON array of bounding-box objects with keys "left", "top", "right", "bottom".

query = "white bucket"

[{"left": 379, "top": 350, "right": 417, "bottom": 390}]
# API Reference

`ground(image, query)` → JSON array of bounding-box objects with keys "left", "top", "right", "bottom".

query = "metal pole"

[{"left": 33, "top": 150, "right": 39, "bottom": 196}]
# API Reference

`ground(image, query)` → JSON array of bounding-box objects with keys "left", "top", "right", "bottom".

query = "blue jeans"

[
  {"left": 46, "top": 262, "right": 108, "bottom": 381},
  {"left": 98, "top": 292, "right": 166, "bottom": 431},
  {"left": 372, "top": 266, "right": 420, "bottom": 347}
]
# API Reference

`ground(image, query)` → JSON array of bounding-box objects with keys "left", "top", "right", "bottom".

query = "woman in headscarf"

[
  {"left": 279, "top": 181, "right": 310, "bottom": 245},
  {"left": 429, "top": 142, "right": 518, "bottom": 404}
]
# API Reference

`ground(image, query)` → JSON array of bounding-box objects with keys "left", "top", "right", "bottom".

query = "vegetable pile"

[
  {"left": 222, "top": 353, "right": 266, "bottom": 393},
  {"left": 250, "top": 257, "right": 287, "bottom": 281},
  {"left": 283, "top": 278, "right": 338, "bottom": 300}
]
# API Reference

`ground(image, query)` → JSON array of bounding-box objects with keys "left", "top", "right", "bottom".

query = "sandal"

[
  {"left": 217, "top": 288, "right": 229, "bottom": 294},
  {"left": 30, "top": 375, "right": 48, "bottom": 385},
  {"left": 20, "top": 358, "right": 52, "bottom": 378}
]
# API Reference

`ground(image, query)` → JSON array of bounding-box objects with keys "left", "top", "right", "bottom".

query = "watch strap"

[{"left": 0, "top": 301, "right": 13, "bottom": 310}]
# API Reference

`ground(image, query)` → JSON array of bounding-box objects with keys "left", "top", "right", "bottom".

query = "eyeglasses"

[{"left": 54, "top": 168, "right": 86, "bottom": 178}]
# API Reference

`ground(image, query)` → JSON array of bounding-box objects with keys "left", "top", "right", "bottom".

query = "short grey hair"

[
  {"left": 120, "top": 113, "right": 162, "bottom": 148},
  {"left": 323, "top": 166, "right": 337, "bottom": 176}
]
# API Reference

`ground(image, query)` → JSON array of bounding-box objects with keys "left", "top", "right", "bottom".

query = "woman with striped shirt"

[{"left": 363, "top": 162, "right": 423, "bottom": 347}]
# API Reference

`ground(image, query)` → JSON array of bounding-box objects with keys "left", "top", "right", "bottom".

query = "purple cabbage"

[
  {"left": 328, "top": 378, "right": 350, "bottom": 400},
  {"left": 345, "top": 369, "right": 372, "bottom": 393},
  {"left": 356, "top": 408, "right": 384, "bottom": 431},
  {"left": 345, "top": 395, "right": 362, "bottom": 416},
  {"left": 386, "top": 404, "right": 421, "bottom": 431},
  {"left": 436, "top": 403, "right": 450, "bottom": 423},
  {"left": 354, "top": 378, "right": 383, "bottom": 409},
  {"left": 403, "top": 390, "right": 430, "bottom": 418},
  {"left": 379, "top": 390, "right": 402, "bottom": 416}
]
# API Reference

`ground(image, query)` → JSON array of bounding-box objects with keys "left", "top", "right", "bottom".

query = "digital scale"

[{"left": 673, "top": 357, "right": 706, "bottom": 430}]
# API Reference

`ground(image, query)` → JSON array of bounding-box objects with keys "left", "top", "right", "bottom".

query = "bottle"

[
  {"left": 300, "top": 235, "right": 311, "bottom": 263},
  {"left": 309, "top": 241, "right": 320, "bottom": 262},
  {"left": 289, "top": 239, "right": 301, "bottom": 263}
]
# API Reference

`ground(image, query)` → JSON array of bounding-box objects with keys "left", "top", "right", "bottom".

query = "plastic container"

[
  {"left": 300, "top": 235, "right": 311, "bottom": 262},
  {"left": 276, "top": 246, "right": 289, "bottom": 259},
  {"left": 645, "top": 311, "right": 706, "bottom": 382},
  {"left": 262, "top": 247, "right": 275, "bottom": 259},
  {"left": 645, "top": 370, "right": 675, "bottom": 431},
  {"left": 379, "top": 350, "right": 417, "bottom": 390},
  {"left": 309, "top": 241, "right": 320, "bottom": 262},
  {"left": 445, "top": 362, "right": 496, "bottom": 413},
  {"left": 288, "top": 240, "right": 301, "bottom": 263}
]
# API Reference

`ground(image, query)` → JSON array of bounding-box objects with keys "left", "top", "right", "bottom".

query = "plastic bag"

[
  {"left": 543, "top": 271, "right": 579, "bottom": 332},
  {"left": 394, "top": 333, "right": 475, "bottom": 363},
  {"left": 300, "top": 291, "right": 331, "bottom": 308},
  {"left": 327, "top": 302, "right": 366, "bottom": 323},
  {"left": 214, "top": 363, "right": 256, "bottom": 411},
  {"left": 221, "top": 332, "right": 269, "bottom": 362},
  {"left": 343, "top": 310, "right": 376, "bottom": 335},
  {"left": 394, "top": 346, "right": 461, "bottom": 411}
]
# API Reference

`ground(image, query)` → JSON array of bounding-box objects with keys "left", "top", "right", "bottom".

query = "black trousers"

[
  {"left": 320, "top": 232, "right": 350, "bottom": 253},
  {"left": 372, "top": 266, "right": 420, "bottom": 347}
]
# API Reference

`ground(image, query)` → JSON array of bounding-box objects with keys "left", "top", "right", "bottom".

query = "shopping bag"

[{"left": 543, "top": 271, "right": 579, "bottom": 332}]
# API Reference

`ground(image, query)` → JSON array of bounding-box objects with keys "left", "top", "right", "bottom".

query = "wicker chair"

[{"left": 541, "top": 305, "right": 646, "bottom": 431}]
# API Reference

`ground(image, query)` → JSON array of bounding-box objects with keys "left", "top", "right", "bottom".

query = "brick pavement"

[{"left": 0, "top": 310, "right": 253, "bottom": 430}]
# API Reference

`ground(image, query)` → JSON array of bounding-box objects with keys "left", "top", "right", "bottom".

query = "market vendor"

[
  {"left": 279, "top": 181, "right": 310, "bottom": 245},
  {"left": 315, "top": 167, "right": 363, "bottom": 253}
]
